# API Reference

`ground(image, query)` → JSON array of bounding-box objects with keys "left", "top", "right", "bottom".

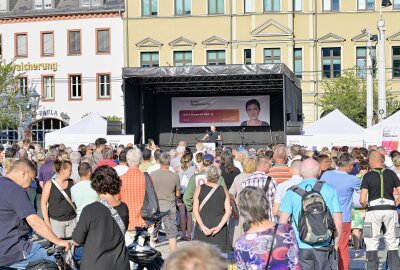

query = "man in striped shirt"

[
  {"left": 268, "top": 144, "right": 292, "bottom": 184},
  {"left": 242, "top": 155, "right": 277, "bottom": 222}
]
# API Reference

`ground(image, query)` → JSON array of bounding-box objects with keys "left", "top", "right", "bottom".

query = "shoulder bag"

[
  {"left": 199, "top": 185, "right": 218, "bottom": 212},
  {"left": 265, "top": 224, "right": 279, "bottom": 269},
  {"left": 50, "top": 179, "right": 77, "bottom": 213},
  {"left": 98, "top": 198, "right": 126, "bottom": 235}
]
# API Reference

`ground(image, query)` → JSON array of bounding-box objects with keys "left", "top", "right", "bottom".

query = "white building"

[{"left": 0, "top": 0, "right": 124, "bottom": 145}]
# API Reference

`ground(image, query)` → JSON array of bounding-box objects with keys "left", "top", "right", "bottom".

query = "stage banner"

[
  {"left": 171, "top": 96, "right": 270, "bottom": 128},
  {"left": 381, "top": 127, "right": 400, "bottom": 154}
]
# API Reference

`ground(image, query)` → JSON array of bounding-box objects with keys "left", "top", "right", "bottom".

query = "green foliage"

[
  {"left": 318, "top": 71, "right": 400, "bottom": 127},
  {"left": 105, "top": 115, "right": 122, "bottom": 122},
  {"left": 0, "top": 60, "right": 22, "bottom": 128}
]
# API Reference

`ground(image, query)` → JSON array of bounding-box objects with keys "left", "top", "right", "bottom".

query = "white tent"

[
  {"left": 364, "top": 110, "right": 400, "bottom": 151},
  {"left": 287, "top": 109, "right": 365, "bottom": 149},
  {"left": 45, "top": 112, "right": 107, "bottom": 149}
]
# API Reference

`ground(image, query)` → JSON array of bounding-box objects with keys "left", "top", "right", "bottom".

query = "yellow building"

[{"left": 123, "top": 0, "right": 400, "bottom": 124}]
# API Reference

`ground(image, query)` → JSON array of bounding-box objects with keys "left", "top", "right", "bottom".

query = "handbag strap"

[
  {"left": 265, "top": 224, "right": 279, "bottom": 269},
  {"left": 50, "top": 179, "right": 77, "bottom": 212},
  {"left": 97, "top": 198, "right": 126, "bottom": 235},
  {"left": 199, "top": 185, "right": 218, "bottom": 212}
]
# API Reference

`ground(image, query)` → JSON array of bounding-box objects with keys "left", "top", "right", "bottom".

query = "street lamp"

[{"left": 377, "top": 0, "right": 392, "bottom": 121}]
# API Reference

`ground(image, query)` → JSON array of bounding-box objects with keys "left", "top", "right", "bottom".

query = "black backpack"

[
  {"left": 26, "top": 260, "right": 59, "bottom": 270},
  {"left": 289, "top": 181, "right": 336, "bottom": 245},
  {"left": 141, "top": 172, "right": 161, "bottom": 221}
]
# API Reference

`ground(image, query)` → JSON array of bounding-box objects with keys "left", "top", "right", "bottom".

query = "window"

[
  {"left": 141, "top": 52, "right": 159, "bottom": 67},
  {"left": 294, "top": 48, "right": 302, "bottom": 79},
  {"left": 264, "top": 0, "right": 280, "bottom": 12},
  {"left": 41, "top": 32, "right": 54, "bottom": 57},
  {"left": 393, "top": 46, "right": 400, "bottom": 78},
  {"left": 68, "top": 30, "right": 81, "bottom": 55},
  {"left": 0, "top": 0, "right": 8, "bottom": 11},
  {"left": 207, "top": 50, "right": 225, "bottom": 65},
  {"left": 175, "top": 0, "right": 191, "bottom": 15},
  {"left": 142, "top": 0, "right": 157, "bottom": 16},
  {"left": 394, "top": 0, "right": 400, "bottom": 9},
  {"left": 322, "top": 47, "right": 341, "bottom": 78},
  {"left": 244, "top": 49, "right": 252, "bottom": 64},
  {"left": 42, "top": 75, "right": 55, "bottom": 100},
  {"left": 294, "top": 0, "right": 302, "bottom": 11},
  {"left": 244, "top": 0, "right": 253, "bottom": 13},
  {"left": 97, "top": 74, "right": 111, "bottom": 99},
  {"left": 264, "top": 48, "right": 281, "bottom": 64},
  {"left": 208, "top": 0, "right": 224, "bottom": 14},
  {"left": 69, "top": 75, "right": 82, "bottom": 100},
  {"left": 96, "top": 29, "right": 110, "bottom": 54},
  {"left": 323, "top": 0, "right": 339, "bottom": 11},
  {"left": 358, "top": 0, "right": 374, "bottom": 10},
  {"left": 174, "top": 51, "right": 192, "bottom": 66},
  {"left": 80, "top": 0, "right": 103, "bottom": 7},
  {"left": 18, "top": 77, "right": 28, "bottom": 94},
  {"left": 35, "top": 0, "right": 53, "bottom": 9},
  {"left": 356, "top": 47, "right": 376, "bottom": 78},
  {"left": 15, "top": 33, "right": 28, "bottom": 58}
]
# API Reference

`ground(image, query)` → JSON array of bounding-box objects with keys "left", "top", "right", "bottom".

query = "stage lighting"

[{"left": 381, "top": 0, "right": 392, "bottom": 7}]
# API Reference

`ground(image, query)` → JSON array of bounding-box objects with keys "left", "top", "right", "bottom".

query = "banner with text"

[{"left": 171, "top": 96, "right": 270, "bottom": 128}]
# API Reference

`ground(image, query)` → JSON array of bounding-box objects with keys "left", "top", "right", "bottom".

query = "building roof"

[{"left": 0, "top": 0, "right": 124, "bottom": 18}]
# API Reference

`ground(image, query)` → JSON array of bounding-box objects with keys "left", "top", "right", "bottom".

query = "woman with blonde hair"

[{"left": 177, "top": 153, "right": 195, "bottom": 241}]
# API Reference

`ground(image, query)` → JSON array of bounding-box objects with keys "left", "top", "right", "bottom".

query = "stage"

[{"left": 122, "top": 64, "right": 303, "bottom": 148}]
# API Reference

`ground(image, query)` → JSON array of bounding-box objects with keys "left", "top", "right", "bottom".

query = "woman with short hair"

[
  {"left": 72, "top": 166, "right": 129, "bottom": 270},
  {"left": 234, "top": 186, "right": 300, "bottom": 269},
  {"left": 193, "top": 165, "right": 231, "bottom": 252}
]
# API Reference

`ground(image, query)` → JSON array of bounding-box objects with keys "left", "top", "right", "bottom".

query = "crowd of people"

[{"left": 1, "top": 138, "right": 400, "bottom": 270}]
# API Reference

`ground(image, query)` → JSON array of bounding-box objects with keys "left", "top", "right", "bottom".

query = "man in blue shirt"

[
  {"left": 280, "top": 158, "right": 342, "bottom": 270},
  {"left": 321, "top": 152, "right": 360, "bottom": 270},
  {"left": 0, "top": 159, "right": 70, "bottom": 269}
]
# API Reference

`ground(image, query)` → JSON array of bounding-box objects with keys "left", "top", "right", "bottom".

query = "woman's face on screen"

[{"left": 246, "top": 104, "right": 260, "bottom": 120}]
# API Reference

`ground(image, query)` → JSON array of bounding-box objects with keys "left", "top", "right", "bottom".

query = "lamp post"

[{"left": 377, "top": 0, "right": 392, "bottom": 121}]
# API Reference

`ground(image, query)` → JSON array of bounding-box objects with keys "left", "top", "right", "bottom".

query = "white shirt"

[
  {"left": 274, "top": 175, "right": 303, "bottom": 204},
  {"left": 147, "top": 163, "right": 175, "bottom": 174},
  {"left": 114, "top": 164, "right": 129, "bottom": 176},
  {"left": 288, "top": 155, "right": 302, "bottom": 167},
  {"left": 233, "top": 159, "right": 243, "bottom": 173}
]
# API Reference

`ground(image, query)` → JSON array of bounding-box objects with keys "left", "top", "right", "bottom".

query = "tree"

[
  {"left": 318, "top": 71, "right": 400, "bottom": 127},
  {"left": 0, "top": 59, "right": 21, "bottom": 128}
]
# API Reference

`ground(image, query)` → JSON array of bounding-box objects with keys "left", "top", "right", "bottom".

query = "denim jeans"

[{"left": 5, "top": 242, "right": 55, "bottom": 269}]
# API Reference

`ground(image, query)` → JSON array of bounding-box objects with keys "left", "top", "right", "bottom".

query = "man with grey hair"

[
  {"left": 70, "top": 151, "right": 82, "bottom": 183},
  {"left": 321, "top": 152, "right": 360, "bottom": 268},
  {"left": 118, "top": 149, "right": 147, "bottom": 246},
  {"left": 150, "top": 152, "right": 180, "bottom": 252},
  {"left": 95, "top": 148, "right": 117, "bottom": 168},
  {"left": 288, "top": 144, "right": 302, "bottom": 167},
  {"left": 280, "top": 158, "right": 342, "bottom": 270},
  {"left": 272, "top": 160, "right": 302, "bottom": 216},
  {"left": 242, "top": 156, "right": 277, "bottom": 222}
]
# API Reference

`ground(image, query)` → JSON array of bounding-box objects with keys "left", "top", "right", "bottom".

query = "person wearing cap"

[{"left": 183, "top": 153, "right": 226, "bottom": 239}]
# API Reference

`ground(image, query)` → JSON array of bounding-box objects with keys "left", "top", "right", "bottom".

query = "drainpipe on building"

[
  {"left": 125, "top": 0, "right": 130, "bottom": 67},
  {"left": 229, "top": 0, "right": 233, "bottom": 65},
  {"left": 313, "top": 0, "right": 319, "bottom": 120}
]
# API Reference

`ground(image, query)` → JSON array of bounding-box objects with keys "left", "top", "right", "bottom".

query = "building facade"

[
  {"left": 0, "top": 0, "right": 124, "bottom": 145},
  {"left": 123, "top": 0, "right": 400, "bottom": 125}
]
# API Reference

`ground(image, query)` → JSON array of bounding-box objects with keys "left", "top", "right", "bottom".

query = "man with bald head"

[
  {"left": 280, "top": 158, "right": 342, "bottom": 270},
  {"left": 360, "top": 151, "right": 400, "bottom": 270},
  {"left": 268, "top": 144, "right": 291, "bottom": 184}
]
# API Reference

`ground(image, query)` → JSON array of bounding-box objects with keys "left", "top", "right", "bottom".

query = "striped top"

[{"left": 268, "top": 164, "right": 292, "bottom": 184}]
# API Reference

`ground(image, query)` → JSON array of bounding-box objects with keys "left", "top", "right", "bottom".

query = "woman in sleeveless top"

[
  {"left": 193, "top": 165, "right": 231, "bottom": 252},
  {"left": 41, "top": 159, "right": 77, "bottom": 238}
]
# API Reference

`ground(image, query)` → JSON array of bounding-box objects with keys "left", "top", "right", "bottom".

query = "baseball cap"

[
  {"left": 203, "top": 154, "right": 214, "bottom": 162},
  {"left": 248, "top": 148, "right": 257, "bottom": 157}
]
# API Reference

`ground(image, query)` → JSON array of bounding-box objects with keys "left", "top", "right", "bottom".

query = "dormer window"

[
  {"left": 0, "top": 0, "right": 8, "bottom": 12},
  {"left": 35, "top": 0, "right": 53, "bottom": 10},
  {"left": 80, "top": 0, "right": 103, "bottom": 7}
]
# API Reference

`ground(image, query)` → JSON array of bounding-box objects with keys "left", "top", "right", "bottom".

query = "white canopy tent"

[
  {"left": 287, "top": 109, "right": 366, "bottom": 149},
  {"left": 45, "top": 112, "right": 107, "bottom": 149},
  {"left": 364, "top": 110, "right": 400, "bottom": 151}
]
